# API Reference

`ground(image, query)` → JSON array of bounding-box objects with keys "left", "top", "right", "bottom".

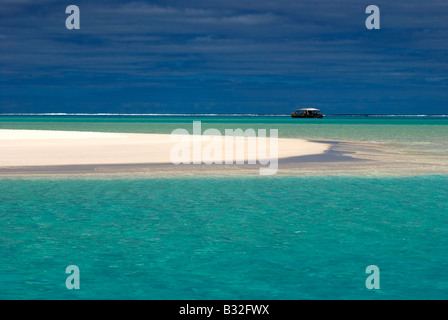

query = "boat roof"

[{"left": 297, "top": 108, "right": 320, "bottom": 111}]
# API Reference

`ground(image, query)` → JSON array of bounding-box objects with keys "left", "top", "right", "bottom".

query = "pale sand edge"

[
  {"left": 2, "top": 129, "right": 446, "bottom": 177},
  {"left": 0, "top": 129, "right": 330, "bottom": 167}
]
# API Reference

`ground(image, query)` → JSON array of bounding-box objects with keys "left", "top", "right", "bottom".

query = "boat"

[{"left": 291, "top": 108, "right": 323, "bottom": 118}]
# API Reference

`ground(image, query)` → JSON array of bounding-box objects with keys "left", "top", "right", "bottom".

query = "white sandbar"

[{"left": 0, "top": 129, "right": 330, "bottom": 167}]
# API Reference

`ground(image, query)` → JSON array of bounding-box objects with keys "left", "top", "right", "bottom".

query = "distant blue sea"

[{"left": 0, "top": 115, "right": 447, "bottom": 299}]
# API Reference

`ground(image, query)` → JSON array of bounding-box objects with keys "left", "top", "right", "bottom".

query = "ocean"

[
  {"left": 1, "top": 114, "right": 447, "bottom": 155},
  {"left": 0, "top": 115, "right": 447, "bottom": 299}
]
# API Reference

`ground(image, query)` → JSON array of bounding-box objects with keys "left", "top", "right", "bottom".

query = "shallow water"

[
  {"left": 0, "top": 176, "right": 447, "bottom": 299},
  {"left": 1, "top": 115, "right": 447, "bottom": 299},
  {"left": 1, "top": 115, "right": 447, "bottom": 155}
]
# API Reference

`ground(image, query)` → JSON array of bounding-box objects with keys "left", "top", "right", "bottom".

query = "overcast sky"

[{"left": 0, "top": 0, "right": 447, "bottom": 114}]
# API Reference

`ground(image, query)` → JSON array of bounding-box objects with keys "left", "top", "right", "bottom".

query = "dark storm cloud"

[{"left": 0, "top": 0, "right": 447, "bottom": 113}]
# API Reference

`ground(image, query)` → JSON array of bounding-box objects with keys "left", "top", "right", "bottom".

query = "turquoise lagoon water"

[
  {"left": 1, "top": 115, "right": 448, "bottom": 154},
  {"left": 0, "top": 116, "right": 447, "bottom": 299},
  {"left": 0, "top": 176, "right": 447, "bottom": 299}
]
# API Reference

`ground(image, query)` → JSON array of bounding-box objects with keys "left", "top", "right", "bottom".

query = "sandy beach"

[
  {"left": 0, "top": 129, "right": 329, "bottom": 173},
  {"left": 1, "top": 129, "right": 446, "bottom": 177}
]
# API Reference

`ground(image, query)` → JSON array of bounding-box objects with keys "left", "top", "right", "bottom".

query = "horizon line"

[{"left": 0, "top": 113, "right": 447, "bottom": 117}]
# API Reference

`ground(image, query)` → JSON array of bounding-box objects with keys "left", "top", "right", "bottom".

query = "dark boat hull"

[{"left": 291, "top": 113, "right": 323, "bottom": 118}]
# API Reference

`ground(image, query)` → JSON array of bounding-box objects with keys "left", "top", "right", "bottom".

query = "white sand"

[{"left": 0, "top": 129, "right": 329, "bottom": 167}]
